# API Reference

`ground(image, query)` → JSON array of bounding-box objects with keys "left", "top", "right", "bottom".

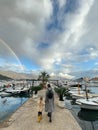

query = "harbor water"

[{"left": 0, "top": 96, "right": 28, "bottom": 123}]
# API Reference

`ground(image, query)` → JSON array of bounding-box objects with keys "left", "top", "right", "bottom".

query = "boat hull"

[
  {"left": 78, "top": 103, "right": 98, "bottom": 110},
  {"left": 76, "top": 98, "right": 98, "bottom": 110}
]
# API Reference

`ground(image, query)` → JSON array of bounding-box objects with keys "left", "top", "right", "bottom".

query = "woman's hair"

[
  {"left": 40, "top": 96, "right": 43, "bottom": 100},
  {"left": 47, "top": 84, "right": 51, "bottom": 88}
]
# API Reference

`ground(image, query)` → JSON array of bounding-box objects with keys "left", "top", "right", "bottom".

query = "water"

[
  {"left": 65, "top": 86, "right": 98, "bottom": 130},
  {"left": 90, "top": 87, "right": 98, "bottom": 94},
  {"left": 0, "top": 96, "right": 28, "bottom": 123},
  {"left": 70, "top": 104, "right": 98, "bottom": 130}
]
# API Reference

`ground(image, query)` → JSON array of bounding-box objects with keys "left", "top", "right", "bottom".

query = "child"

[{"left": 37, "top": 96, "right": 44, "bottom": 122}]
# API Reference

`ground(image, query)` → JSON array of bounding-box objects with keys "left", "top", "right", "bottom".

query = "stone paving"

[{"left": 0, "top": 89, "right": 82, "bottom": 130}]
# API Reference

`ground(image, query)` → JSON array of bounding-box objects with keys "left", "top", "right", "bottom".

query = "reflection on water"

[
  {"left": 0, "top": 96, "right": 28, "bottom": 122},
  {"left": 78, "top": 109, "right": 98, "bottom": 121},
  {"left": 78, "top": 109, "right": 98, "bottom": 130}
]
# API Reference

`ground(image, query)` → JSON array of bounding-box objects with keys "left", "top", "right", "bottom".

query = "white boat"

[
  {"left": 0, "top": 92, "right": 12, "bottom": 97},
  {"left": 71, "top": 93, "right": 96, "bottom": 99},
  {"left": 69, "top": 87, "right": 80, "bottom": 91},
  {"left": 5, "top": 89, "right": 21, "bottom": 94},
  {"left": 71, "top": 93, "right": 86, "bottom": 99},
  {"left": 69, "top": 89, "right": 84, "bottom": 96},
  {"left": 69, "top": 91, "right": 85, "bottom": 99},
  {"left": 5, "top": 86, "right": 30, "bottom": 94},
  {"left": 76, "top": 97, "right": 98, "bottom": 110},
  {"left": 0, "top": 88, "right": 5, "bottom": 92}
]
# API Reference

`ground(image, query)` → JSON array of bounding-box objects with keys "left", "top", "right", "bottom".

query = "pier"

[{"left": 0, "top": 89, "right": 82, "bottom": 130}]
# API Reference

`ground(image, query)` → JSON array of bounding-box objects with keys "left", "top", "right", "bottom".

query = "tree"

[
  {"left": 54, "top": 87, "right": 69, "bottom": 101},
  {"left": 38, "top": 71, "right": 50, "bottom": 87},
  {"left": 31, "top": 85, "right": 42, "bottom": 94}
]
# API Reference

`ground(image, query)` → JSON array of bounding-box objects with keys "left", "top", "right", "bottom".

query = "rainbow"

[{"left": 0, "top": 38, "right": 24, "bottom": 71}]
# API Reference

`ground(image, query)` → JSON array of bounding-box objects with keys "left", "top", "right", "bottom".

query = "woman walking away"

[
  {"left": 37, "top": 96, "right": 44, "bottom": 123},
  {"left": 45, "top": 84, "right": 54, "bottom": 122}
]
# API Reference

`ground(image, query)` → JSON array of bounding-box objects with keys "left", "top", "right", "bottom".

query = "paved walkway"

[{"left": 0, "top": 89, "right": 82, "bottom": 130}]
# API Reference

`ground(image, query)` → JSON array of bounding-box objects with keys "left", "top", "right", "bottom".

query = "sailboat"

[
  {"left": 76, "top": 78, "right": 98, "bottom": 110},
  {"left": 76, "top": 97, "right": 98, "bottom": 110}
]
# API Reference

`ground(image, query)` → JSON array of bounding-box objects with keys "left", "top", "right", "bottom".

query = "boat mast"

[{"left": 84, "top": 77, "right": 89, "bottom": 101}]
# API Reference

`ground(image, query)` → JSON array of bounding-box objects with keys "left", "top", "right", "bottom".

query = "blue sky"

[{"left": 0, "top": 0, "right": 98, "bottom": 78}]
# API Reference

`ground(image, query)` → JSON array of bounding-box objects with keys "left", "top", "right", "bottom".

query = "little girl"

[{"left": 37, "top": 96, "right": 44, "bottom": 122}]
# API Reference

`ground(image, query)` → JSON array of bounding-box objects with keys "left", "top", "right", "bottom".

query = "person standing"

[
  {"left": 37, "top": 96, "right": 44, "bottom": 122},
  {"left": 45, "top": 84, "right": 54, "bottom": 122}
]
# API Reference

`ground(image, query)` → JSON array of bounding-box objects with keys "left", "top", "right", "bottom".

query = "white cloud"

[
  {"left": 0, "top": 0, "right": 98, "bottom": 77},
  {"left": 58, "top": 73, "right": 74, "bottom": 79},
  {"left": 50, "top": 72, "right": 74, "bottom": 79},
  {"left": 0, "top": 63, "right": 25, "bottom": 72}
]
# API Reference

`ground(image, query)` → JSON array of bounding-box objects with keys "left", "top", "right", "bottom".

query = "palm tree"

[
  {"left": 54, "top": 87, "right": 69, "bottom": 101},
  {"left": 38, "top": 71, "right": 50, "bottom": 87}
]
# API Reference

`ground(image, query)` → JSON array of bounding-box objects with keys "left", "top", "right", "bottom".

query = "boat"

[
  {"left": 0, "top": 92, "right": 12, "bottom": 97},
  {"left": 76, "top": 97, "right": 98, "bottom": 110},
  {"left": 71, "top": 93, "right": 87, "bottom": 99},
  {"left": 71, "top": 93, "right": 97, "bottom": 99},
  {"left": 5, "top": 86, "right": 30, "bottom": 95},
  {"left": 0, "top": 88, "right": 5, "bottom": 92},
  {"left": 69, "top": 88, "right": 85, "bottom": 99}
]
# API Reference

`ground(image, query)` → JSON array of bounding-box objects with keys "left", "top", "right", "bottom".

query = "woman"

[{"left": 45, "top": 84, "right": 54, "bottom": 122}]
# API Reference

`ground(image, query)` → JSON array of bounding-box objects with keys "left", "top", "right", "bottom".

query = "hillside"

[
  {"left": 90, "top": 77, "right": 98, "bottom": 81},
  {"left": 0, "top": 70, "right": 37, "bottom": 80},
  {"left": 0, "top": 74, "right": 12, "bottom": 80},
  {"left": 69, "top": 70, "right": 98, "bottom": 78}
]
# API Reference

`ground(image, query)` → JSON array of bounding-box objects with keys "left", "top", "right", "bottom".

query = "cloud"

[
  {"left": 59, "top": 73, "right": 74, "bottom": 79},
  {"left": 0, "top": 63, "right": 25, "bottom": 72},
  {"left": 50, "top": 72, "right": 74, "bottom": 79},
  {"left": 0, "top": 0, "right": 97, "bottom": 77}
]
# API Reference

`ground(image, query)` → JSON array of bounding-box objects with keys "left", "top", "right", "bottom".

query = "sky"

[{"left": 0, "top": 0, "right": 98, "bottom": 78}]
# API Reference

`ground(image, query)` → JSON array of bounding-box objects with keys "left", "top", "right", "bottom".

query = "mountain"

[
  {"left": 69, "top": 70, "right": 98, "bottom": 79},
  {"left": 90, "top": 77, "right": 98, "bottom": 81},
  {"left": 0, "top": 70, "right": 37, "bottom": 80},
  {"left": 0, "top": 74, "right": 12, "bottom": 80},
  {"left": 1, "top": 69, "right": 98, "bottom": 80}
]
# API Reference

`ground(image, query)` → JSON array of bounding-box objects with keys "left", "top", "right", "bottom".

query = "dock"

[{"left": 0, "top": 89, "right": 82, "bottom": 130}]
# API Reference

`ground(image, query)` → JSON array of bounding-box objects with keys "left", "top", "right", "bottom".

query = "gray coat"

[{"left": 45, "top": 88, "right": 54, "bottom": 113}]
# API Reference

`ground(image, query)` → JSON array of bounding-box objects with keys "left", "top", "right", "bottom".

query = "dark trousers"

[
  {"left": 38, "top": 111, "right": 42, "bottom": 116},
  {"left": 48, "top": 112, "right": 52, "bottom": 122}
]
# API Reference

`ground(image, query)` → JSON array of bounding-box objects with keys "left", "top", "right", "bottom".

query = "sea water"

[{"left": 0, "top": 97, "right": 28, "bottom": 123}]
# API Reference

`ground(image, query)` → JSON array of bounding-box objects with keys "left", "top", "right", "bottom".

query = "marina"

[
  {"left": 0, "top": 80, "right": 98, "bottom": 130},
  {"left": 0, "top": 89, "right": 82, "bottom": 130}
]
